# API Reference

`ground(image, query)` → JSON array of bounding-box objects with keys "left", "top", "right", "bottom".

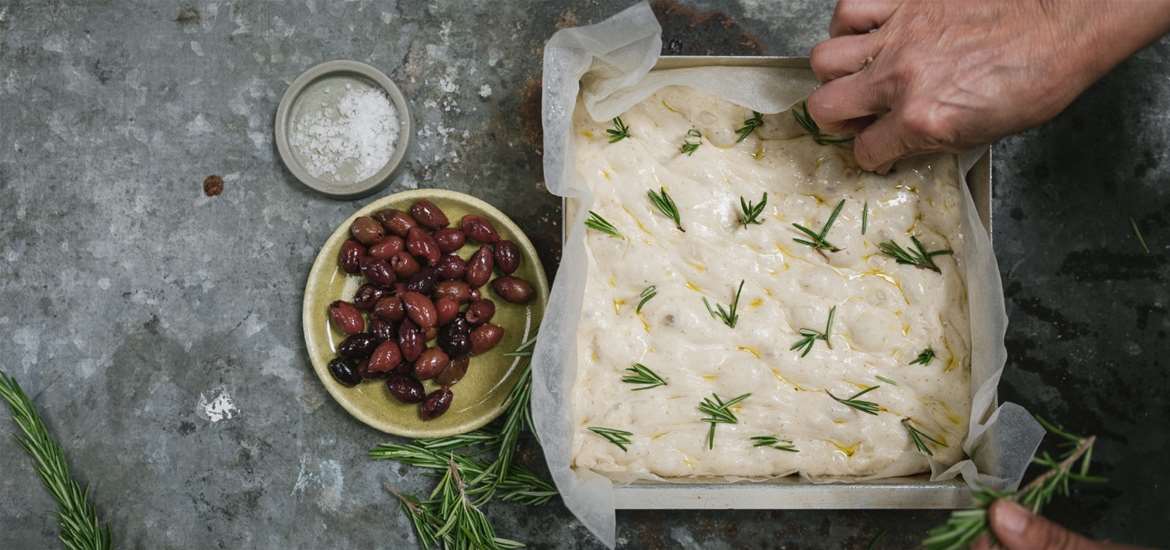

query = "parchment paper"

[{"left": 532, "top": 3, "right": 1045, "bottom": 547}]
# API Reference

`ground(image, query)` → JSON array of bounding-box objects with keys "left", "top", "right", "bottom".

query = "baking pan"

[{"left": 563, "top": 56, "right": 989, "bottom": 510}]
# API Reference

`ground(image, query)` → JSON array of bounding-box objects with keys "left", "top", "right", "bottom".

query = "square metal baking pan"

[{"left": 562, "top": 56, "right": 990, "bottom": 510}]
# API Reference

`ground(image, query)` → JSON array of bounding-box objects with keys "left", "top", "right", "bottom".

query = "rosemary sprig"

[
  {"left": 750, "top": 435, "right": 799, "bottom": 452},
  {"left": 1130, "top": 217, "right": 1150, "bottom": 254},
  {"left": 902, "top": 418, "right": 945, "bottom": 457},
  {"left": 481, "top": 362, "right": 534, "bottom": 494},
  {"left": 878, "top": 236, "right": 953, "bottom": 273},
  {"left": 861, "top": 201, "right": 869, "bottom": 235},
  {"left": 735, "top": 111, "right": 764, "bottom": 142},
  {"left": 923, "top": 418, "right": 1103, "bottom": 550},
  {"left": 369, "top": 440, "right": 555, "bottom": 505},
  {"left": 0, "top": 371, "right": 112, "bottom": 550},
  {"left": 588, "top": 426, "right": 634, "bottom": 452},
  {"left": 433, "top": 461, "right": 525, "bottom": 549},
  {"left": 699, "top": 393, "right": 751, "bottom": 449},
  {"left": 790, "top": 305, "right": 836, "bottom": 357},
  {"left": 635, "top": 285, "right": 657, "bottom": 314},
  {"left": 606, "top": 116, "right": 631, "bottom": 143},
  {"left": 792, "top": 100, "right": 853, "bottom": 145},
  {"left": 416, "top": 431, "right": 500, "bottom": 452},
  {"left": 680, "top": 128, "right": 702, "bottom": 156},
  {"left": 584, "top": 210, "right": 623, "bottom": 239},
  {"left": 792, "top": 199, "right": 846, "bottom": 259},
  {"left": 647, "top": 187, "right": 684, "bottom": 232},
  {"left": 910, "top": 348, "right": 936, "bottom": 366},
  {"left": 826, "top": 385, "right": 881, "bottom": 415},
  {"left": 738, "top": 193, "right": 768, "bottom": 228},
  {"left": 621, "top": 363, "right": 667, "bottom": 391},
  {"left": 703, "top": 280, "right": 745, "bottom": 328},
  {"left": 501, "top": 334, "right": 538, "bottom": 357},
  {"left": 390, "top": 487, "right": 442, "bottom": 550}
]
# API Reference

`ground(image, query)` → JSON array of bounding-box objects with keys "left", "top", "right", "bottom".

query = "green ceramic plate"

[{"left": 303, "top": 189, "right": 548, "bottom": 437}]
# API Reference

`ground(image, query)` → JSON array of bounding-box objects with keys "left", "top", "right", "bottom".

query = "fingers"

[
  {"left": 988, "top": 500, "right": 1099, "bottom": 550},
  {"left": 806, "top": 72, "right": 890, "bottom": 134},
  {"left": 851, "top": 112, "right": 917, "bottom": 173},
  {"left": 810, "top": 33, "right": 881, "bottom": 82},
  {"left": 829, "top": 0, "right": 900, "bottom": 37}
]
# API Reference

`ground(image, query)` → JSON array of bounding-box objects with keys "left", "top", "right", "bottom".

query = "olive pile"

[{"left": 326, "top": 199, "right": 536, "bottom": 420}]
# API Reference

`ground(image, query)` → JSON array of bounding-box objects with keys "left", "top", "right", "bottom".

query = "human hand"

[
  {"left": 973, "top": 500, "right": 1144, "bottom": 550},
  {"left": 807, "top": 0, "right": 1170, "bottom": 172}
]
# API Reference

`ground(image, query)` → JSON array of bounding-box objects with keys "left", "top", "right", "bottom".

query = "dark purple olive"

[
  {"left": 419, "top": 387, "right": 454, "bottom": 420},
  {"left": 328, "top": 300, "right": 365, "bottom": 335},
  {"left": 374, "top": 296, "right": 405, "bottom": 322},
  {"left": 338, "top": 239, "right": 366, "bottom": 274},
  {"left": 433, "top": 228, "right": 466, "bottom": 253},
  {"left": 368, "top": 236, "right": 405, "bottom": 259},
  {"left": 360, "top": 257, "right": 397, "bottom": 288},
  {"left": 386, "top": 374, "right": 425, "bottom": 403},
  {"left": 350, "top": 216, "right": 385, "bottom": 245},
  {"left": 470, "top": 323, "right": 505, "bottom": 355},
  {"left": 405, "top": 268, "right": 437, "bottom": 295},
  {"left": 398, "top": 319, "right": 425, "bottom": 362},
  {"left": 435, "top": 355, "right": 470, "bottom": 385},
  {"left": 353, "top": 284, "right": 388, "bottom": 311},
  {"left": 369, "top": 318, "right": 396, "bottom": 341},
  {"left": 491, "top": 276, "right": 535, "bottom": 304},
  {"left": 367, "top": 340, "right": 403, "bottom": 374},
  {"left": 460, "top": 214, "right": 500, "bottom": 244},
  {"left": 435, "top": 297, "right": 460, "bottom": 326},
  {"left": 414, "top": 347, "right": 450, "bottom": 380},
  {"left": 435, "top": 254, "right": 467, "bottom": 281},
  {"left": 464, "top": 299, "right": 496, "bottom": 325},
  {"left": 390, "top": 251, "right": 421, "bottom": 279},
  {"left": 494, "top": 240, "right": 521, "bottom": 274},
  {"left": 328, "top": 357, "right": 363, "bottom": 387},
  {"left": 407, "top": 228, "right": 442, "bottom": 266},
  {"left": 410, "top": 199, "right": 449, "bottom": 229},
  {"left": 373, "top": 208, "right": 417, "bottom": 237},
  {"left": 337, "top": 333, "right": 380, "bottom": 359},
  {"left": 438, "top": 316, "right": 472, "bottom": 357},
  {"left": 465, "top": 245, "right": 494, "bottom": 288}
]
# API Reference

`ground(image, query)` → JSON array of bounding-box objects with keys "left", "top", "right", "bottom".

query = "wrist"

[{"left": 1048, "top": 0, "right": 1170, "bottom": 86}]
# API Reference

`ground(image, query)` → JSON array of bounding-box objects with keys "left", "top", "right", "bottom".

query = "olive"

[
  {"left": 406, "top": 228, "right": 442, "bottom": 266},
  {"left": 405, "top": 268, "right": 437, "bottom": 295},
  {"left": 435, "top": 297, "right": 460, "bottom": 326},
  {"left": 435, "top": 355, "right": 470, "bottom": 385},
  {"left": 464, "top": 299, "right": 496, "bottom": 325},
  {"left": 435, "top": 254, "right": 467, "bottom": 281},
  {"left": 401, "top": 291, "right": 438, "bottom": 329},
  {"left": 433, "top": 228, "right": 466, "bottom": 253},
  {"left": 469, "top": 288, "right": 481, "bottom": 301},
  {"left": 328, "top": 300, "right": 365, "bottom": 335},
  {"left": 494, "top": 240, "right": 521, "bottom": 274},
  {"left": 368, "top": 236, "right": 405, "bottom": 260},
  {"left": 410, "top": 199, "right": 449, "bottom": 229},
  {"left": 360, "top": 257, "right": 397, "bottom": 288},
  {"left": 470, "top": 323, "right": 505, "bottom": 355},
  {"left": 367, "top": 339, "right": 403, "bottom": 374},
  {"left": 337, "top": 333, "right": 380, "bottom": 359},
  {"left": 491, "top": 276, "right": 535, "bottom": 304},
  {"left": 353, "top": 284, "right": 388, "bottom": 311},
  {"left": 328, "top": 357, "right": 363, "bottom": 387},
  {"left": 369, "top": 318, "right": 396, "bottom": 342},
  {"left": 386, "top": 374, "right": 426, "bottom": 403},
  {"left": 373, "top": 208, "right": 417, "bottom": 237},
  {"left": 350, "top": 216, "right": 385, "bottom": 245},
  {"left": 460, "top": 214, "right": 500, "bottom": 244},
  {"left": 398, "top": 318, "right": 425, "bottom": 362},
  {"left": 438, "top": 315, "right": 472, "bottom": 357},
  {"left": 434, "top": 281, "right": 473, "bottom": 303},
  {"left": 419, "top": 387, "right": 454, "bottom": 420},
  {"left": 414, "top": 347, "right": 450, "bottom": 380},
  {"left": 465, "top": 245, "right": 494, "bottom": 288},
  {"left": 357, "top": 360, "right": 390, "bottom": 380},
  {"left": 390, "top": 251, "right": 421, "bottom": 279},
  {"left": 373, "top": 296, "right": 406, "bottom": 322},
  {"left": 338, "top": 239, "right": 366, "bottom": 274}
]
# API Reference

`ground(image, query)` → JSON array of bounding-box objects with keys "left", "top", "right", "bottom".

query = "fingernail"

[{"left": 995, "top": 500, "right": 1030, "bottom": 535}]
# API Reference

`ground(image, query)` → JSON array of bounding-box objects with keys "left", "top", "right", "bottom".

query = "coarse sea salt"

[{"left": 290, "top": 83, "right": 399, "bottom": 184}]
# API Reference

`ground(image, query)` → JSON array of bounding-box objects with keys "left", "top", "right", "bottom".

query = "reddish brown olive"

[
  {"left": 419, "top": 387, "right": 454, "bottom": 420},
  {"left": 410, "top": 199, "right": 449, "bottom": 229},
  {"left": 356, "top": 360, "right": 390, "bottom": 380},
  {"left": 494, "top": 240, "right": 521, "bottom": 274},
  {"left": 433, "top": 228, "right": 466, "bottom": 253},
  {"left": 338, "top": 239, "right": 366, "bottom": 274},
  {"left": 464, "top": 299, "right": 496, "bottom": 325},
  {"left": 405, "top": 268, "right": 437, "bottom": 295},
  {"left": 434, "top": 280, "right": 473, "bottom": 303},
  {"left": 465, "top": 245, "right": 494, "bottom": 288},
  {"left": 367, "top": 236, "right": 405, "bottom": 259},
  {"left": 435, "top": 355, "right": 470, "bottom": 385},
  {"left": 435, "top": 297, "right": 460, "bottom": 326},
  {"left": 414, "top": 347, "right": 450, "bottom": 380},
  {"left": 328, "top": 300, "right": 365, "bottom": 335},
  {"left": 397, "top": 318, "right": 425, "bottom": 362},
  {"left": 424, "top": 326, "right": 438, "bottom": 341},
  {"left": 369, "top": 318, "right": 396, "bottom": 342},
  {"left": 401, "top": 291, "right": 438, "bottom": 329},
  {"left": 337, "top": 333, "right": 380, "bottom": 359},
  {"left": 374, "top": 208, "right": 418, "bottom": 237},
  {"left": 350, "top": 216, "right": 385, "bottom": 245},
  {"left": 470, "top": 323, "right": 505, "bottom": 355},
  {"left": 367, "top": 340, "right": 403, "bottom": 374},
  {"left": 491, "top": 276, "right": 535, "bottom": 304},
  {"left": 352, "top": 284, "right": 388, "bottom": 311},
  {"left": 360, "top": 257, "right": 397, "bottom": 288},
  {"left": 390, "top": 251, "right": 421, "bottom": 279},
  {"left": 386, "top": 374, "right": 425, "bottom": 403},
  {"left": 435, "top": 254, "right": 467, "bottom": 281},
  {"left": 406, "top": 228, "right": 442, "bottom": 266},
  {"left": 373, "top": 296, "right": 405, "bottom": 322},
  {"left": 461, "top": 215, "right": 500, "bottom": 244}
]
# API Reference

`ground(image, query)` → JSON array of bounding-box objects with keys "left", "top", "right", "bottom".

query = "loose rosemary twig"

[
  {"left": 621, "top": 363, "right": 667, "bottom": 391},
  {"left": 923, "top": 419, "right": 1103, "bottom": 550},
  {"left": 647, "top": 187, "right": 684, "bottom": 232},
  {"left": 879, "top": 236, "right": 952, "bottom": 273},
  {"left": 735, "top": 111, "right": 764, "bottom": 142},
  {"left": 790, "top": 305, "right": 836, "bottom": 357},
  {"left": 738, "top": 193, "right": 768, "bottom": 228},
  {"left": 793, "top": 199, "right": 846, "bottom": 260},
  {"left": 698, "top": 393, "right": 751, "bottom": 449},
  {"left": 792, "top": 100, "right": 853, "bottom": 145},
  {"left": 606, "top": 116, "right": 631, "bottom": 143},
  {"left": 703, "top": 280, "right": 745, "bottom": 328},
  {"left": 406, "top": 461, "right": 526, "bottom": 550},
  {"left": 584, "top": 211, "right": 623, "bottom": 239},
  {"left": 1130, "top": 217, "right": 1150, "bottom": 254},
  {"left": 0, "top": 371, "right": 112, "bottom": 550}
]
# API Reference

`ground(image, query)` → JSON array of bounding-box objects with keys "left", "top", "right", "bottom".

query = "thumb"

[{"left": 988, "top": 499, "right": 1097, "bottom": 550}]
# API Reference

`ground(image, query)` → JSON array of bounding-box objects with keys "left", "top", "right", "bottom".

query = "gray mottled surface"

[{"left": 0, "top": 1, "right": 1167, "bottom": 548}]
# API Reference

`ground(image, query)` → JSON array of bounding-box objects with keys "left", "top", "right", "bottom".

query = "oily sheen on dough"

[{"left": 570, "top": 86, "right": 971, "bottom": 480}]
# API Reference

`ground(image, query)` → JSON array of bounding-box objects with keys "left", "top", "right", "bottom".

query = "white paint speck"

[
  {"left": 97, "top": 277, "right": 111, "bottom": 290},
  {"left": 196, "top": 387, "right": 239, "bottom": 423},
  {"left": 439, "top": 75, "right": 458, "bottom": 94},
  {"left": 13, "top": 327, "right": 41, "bottom": 371},
  {"left": 478, "top": 84, "right": 492, "bottom": 98},
  {"left": 186, "top": 114, "right": 212, "bottom": 135},
  {"left": 190, "top": 41, "right": 204, "bottom": 57},
  {"left": 291, "top": 455, "right": 345, "bottom": 512}
]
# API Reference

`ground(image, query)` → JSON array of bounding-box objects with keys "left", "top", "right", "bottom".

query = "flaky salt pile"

[{"left": 290, "top": 83, "right": 399, "bottom": 184}]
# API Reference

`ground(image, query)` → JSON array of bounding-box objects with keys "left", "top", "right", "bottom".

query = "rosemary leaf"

[
  {"left": 792, "top": 100, "right": 853, "bottom": 145},
  {"left": 750, "top": 435, "right": 799, "bottom": 452},
  {"left": 1130, "top": 217, "right": 1151, "bottom": 254},
  {"left": 826, "top": 385, "right": 881, "bottom": 415},
  {"left": 874, "top": 374, "right": 898, "bottom": 386},
  {"left": 588, "top": 426, "right": 634, "bottom": 452},
  {"left": 738, "top": 193, "right": 768, "bottom": 228},
  {"left": 622, "top": 363, "right": 667, "bottom": 391},
  {"left": 910, "top": 348, "right": 936, "bottom": 366},
  {"left": 792, "top": 199, "right": 845, "bottom": 258},
  {"left": 703, "top": 280, "right": 745, "bottom": 328},
  {"left": 635, "top": 285, "right": 657, "bottom": 314},
  {"left": 790, "top": 305, "right": 836, "bottom": 357},
  {"left": 861, "top": 201, "right": 869, "bottom": 235},
  {"left": 606, "top": 116, "right": 630, "bottom": 143},
  {"left": 647, "top": 186, "right": 684, "bottom": 232},
  {"left": 902, "top": 418, "right": 945, "bottom": 457},
  {"left": 680, "top": 128, "right": 702, "bottom": 156},
  {"left": 501, "top": 334, "right": 538, "bottom": 357},
  {"left": 735, "top": 111, "right": 764, "bottom": 143},
  {"left": 584, "top": 210, "right": 623, "bottom": 239},
  {"left": 878, "top": 236, "right": 952, "bottom": 273},
  {"left": 699, "top": 393, "right": 751, "bottom": 449}
]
